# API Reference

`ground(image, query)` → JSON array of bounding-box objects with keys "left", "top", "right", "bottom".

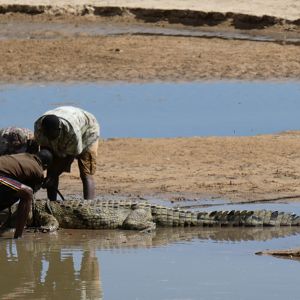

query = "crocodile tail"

[
  {"left": 198, "top": 210, "right": 300, "bottom": 227},
  {"left": 151, "top": 207, "right": 300, "bottom": 227}
]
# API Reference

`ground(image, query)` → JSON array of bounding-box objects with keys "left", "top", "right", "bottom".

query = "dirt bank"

[
  {"left": 0, "top": 0, "right": 300, "bottom": 21},
  {"left": 55, "top": 132, "right": 300, "bottom": 203},
  {"left": 0, "top": 14, "right": 299, "bottom": 82},
  {"left": 0, "top": 1, "right": 299, "bottom": 83}
]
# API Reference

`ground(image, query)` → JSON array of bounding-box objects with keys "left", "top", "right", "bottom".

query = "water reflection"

[
  {"left": 1, "top": 227, "right": 300, "bottom": 299},
  {"left": 1, "top": 21, "right": 299, "bottom": 44},
  {"left": 0, "top": 237, "right": 102, "bottom": 299}
]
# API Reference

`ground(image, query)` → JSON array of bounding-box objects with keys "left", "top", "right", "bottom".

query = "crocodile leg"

[
  {"left": 37, "top": 212, "right": 60, "bottom": 232},
  {"left": 123, "top": 206, "right": 156, "bottom": 232}
]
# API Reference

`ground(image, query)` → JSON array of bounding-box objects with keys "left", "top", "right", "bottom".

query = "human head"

[
  {"left": 5, "top": 127, "right": 28, "bottom": 154},
  {"left": 41, "top": 115, "right": 61, "bottom": 140},
  {"left": 36, "top": 149, "right": 53, "bottom": 170}
]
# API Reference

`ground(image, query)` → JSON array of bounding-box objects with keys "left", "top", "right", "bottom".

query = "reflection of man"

[
  {"left": 0, "top": 150, "right": 53, "bottom": 238},
  {"left": 0, "top": 238, "right": 103, "bottom": 300},
  {"left": 0, "top": 127, "right": 38, "bottom": 155},
  {"left": 42, "top": 249, "right": 102, "bottom": 300},
  {"left": 42, "top": 249, "right": 79, "bottom": 299},
  {"left": 34, "top": 106, "right": 100, "bottom": 200},
  {"left": 0, "top": 239, "right": 38, "bottom": 299},
  {"left": 80, "top": 250, "right": 102, "bottom": 300}
]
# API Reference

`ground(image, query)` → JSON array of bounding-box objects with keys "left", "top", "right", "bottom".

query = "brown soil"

[
  {"left": 1, "top": 11, "right": 300, "bottom": 203},
  {"left": 59, "top": 132, "right": 300, "bottom": 203},
  {"left": 0, "top": 13, "right": 299, "bottom": 82}
]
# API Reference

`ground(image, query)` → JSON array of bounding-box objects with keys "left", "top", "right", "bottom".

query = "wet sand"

[{"left": 1, "top": 1, "right": 300, "bottom": 203}]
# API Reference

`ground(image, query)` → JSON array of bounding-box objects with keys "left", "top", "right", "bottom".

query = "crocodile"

[{"left": 22, "top": 199, "right": 300, "bottom": 232}]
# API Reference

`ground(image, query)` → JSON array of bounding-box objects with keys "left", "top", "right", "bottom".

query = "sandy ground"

[
  {"left": 0, "top": 1, "right": 300, "bottom": 83},
  {"left": 1, "top": 1, "right": 300, "bottom": 203},
  {"left": 57, "top": 132, "right": 300, "bottom": 203},
  {"left": 1, "top": 33, "right": 300, "bottom": 82}
]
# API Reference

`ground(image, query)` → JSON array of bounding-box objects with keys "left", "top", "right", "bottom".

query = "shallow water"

[
  {"left": 0, "top": 21, "right": 299, "bottom": 44},
  {"left": 1, "top": 81, "right": 300, "bottom": 138},
  {"left": 0, "top": 227, "right": 300, "bottom": 300}
]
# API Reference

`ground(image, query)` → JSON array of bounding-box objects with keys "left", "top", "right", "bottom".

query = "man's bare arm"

[{"left": 14, "top": 184, "right": 33, "bottom": 238}]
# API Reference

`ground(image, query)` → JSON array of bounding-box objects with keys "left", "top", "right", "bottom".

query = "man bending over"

[
  {"left": 34, "top": 106, "right": 100, "bottom": 201},
  {"left": 0, "top": 150, "right": 53, "bottom": 238}
]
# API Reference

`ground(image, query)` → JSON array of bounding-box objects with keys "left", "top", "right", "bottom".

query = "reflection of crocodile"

[
  {"left": 25, "top": 199, "right": 300, "bottom": 232},
  {"left": 52, "top": 227, "right": 300, "bottom": 249}
]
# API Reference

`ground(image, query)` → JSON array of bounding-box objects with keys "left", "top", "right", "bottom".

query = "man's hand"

[{"left": 42, "top": 177, "right": 56, "bottom": 189}]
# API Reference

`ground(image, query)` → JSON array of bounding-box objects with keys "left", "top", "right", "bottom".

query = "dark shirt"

[{"left": 0, "top": 153, "right": 44, "bottom": 191}]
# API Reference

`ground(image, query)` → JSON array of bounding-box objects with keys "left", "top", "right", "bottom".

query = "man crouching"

[{"left": 0, "top": 149, "right": 53, "bottom": 238}]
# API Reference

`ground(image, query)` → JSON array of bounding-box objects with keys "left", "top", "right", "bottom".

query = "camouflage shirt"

[
  {"left": 0, "top": 127, "right": 34, "bottom": 155},
  {"left": 34, "top": 106, "right": 100, "bottom": 157}
]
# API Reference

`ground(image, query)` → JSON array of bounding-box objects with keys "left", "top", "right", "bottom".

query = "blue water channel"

[{"left": 0, "top": 81, "right": 299, "bottom": 138}]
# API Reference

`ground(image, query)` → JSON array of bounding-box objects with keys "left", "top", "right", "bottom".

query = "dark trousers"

[{"left": 0, "top": 177, "right": 20, "bottom": 211}]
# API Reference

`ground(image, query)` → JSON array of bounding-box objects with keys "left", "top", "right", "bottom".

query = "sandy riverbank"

[
  {"left": 0, "top": 0, "right": 299, "bottom": 82},
  {"left": 56, "top": 132, "right": 300, "bottom": 203}
]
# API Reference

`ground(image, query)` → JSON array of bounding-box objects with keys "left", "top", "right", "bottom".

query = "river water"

[
  {"left": 0, "top": 81, "right": 300, "bottom": 138},
  {"left": 1, "top": 227, "right": 300, "bottom": 300}
]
